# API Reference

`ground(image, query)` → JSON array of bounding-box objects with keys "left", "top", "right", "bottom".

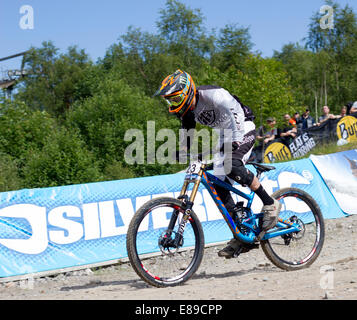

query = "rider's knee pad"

[{"left": 226, "top": 159, "right": 254, "bottom": 187}]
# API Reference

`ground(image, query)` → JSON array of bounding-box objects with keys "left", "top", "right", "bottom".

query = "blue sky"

[{"left": 1, "top": 0, "right": 357, "bottom": 72}]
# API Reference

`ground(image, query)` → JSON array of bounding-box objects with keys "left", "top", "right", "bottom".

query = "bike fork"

[
  {"left": 173, "top": 168, "right": 203, "bottom": 247},
  {"left": 174, "top": 202, "right": 192, "bottom": 247}
]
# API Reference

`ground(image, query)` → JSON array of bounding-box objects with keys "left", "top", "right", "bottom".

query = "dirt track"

[{"left": 0, "top": 215, "right": 356, "bottom": 301}]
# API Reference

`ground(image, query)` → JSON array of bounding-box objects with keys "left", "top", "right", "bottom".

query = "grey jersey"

[{"left": 193, "top": 86, "right": 246, "bottom": 144}]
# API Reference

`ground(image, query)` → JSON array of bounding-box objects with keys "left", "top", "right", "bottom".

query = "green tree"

[
  {"left": 22, "top": 127, "right": 102, "bottom": 188},
  {"left": 102, "top": 27, "right": 182, "bottom": 96},
  {"left": 101, "top": 0, "right": 215, "bottom": 96},
  {"left": 304, "top": 1, "right": 357, "bottom": 110},
  {"left": 274, "top": 2, "right": 357, "bottom": 117},
  {"left": 202, "top": 55, "right": 296, "bottom": 127},
  {"left": 0, "top": 99, "right": 55, "bottom": 161},
  {"left": 65, "top": 75, "right": 180, "bottom": 178},
  {"left": 274, "top": 43, "right": 322, "bottom": 118},
  {"left": 211, "top": 24, "right": 253, "bottom": 72},
  {"left": 156, "top": 0, "right": 214, "bottom": 74},
  {"left": 0, "top": 153, "right": 22, "bottom": 192},
  {"left": 17, "top": 41, "right": 93, "bottom": 117}
]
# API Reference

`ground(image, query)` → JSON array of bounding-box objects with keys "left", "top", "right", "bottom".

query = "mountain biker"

[{"left": 154, "top": 69, "right": 282, "bottom": 259}]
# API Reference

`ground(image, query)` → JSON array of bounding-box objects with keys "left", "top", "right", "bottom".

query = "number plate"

[
  {"left": 186, "top": 161, "right": 201, "bottom": 174},
  {"left": 185, "top": 161, "right": 201, "bottom": 180}
]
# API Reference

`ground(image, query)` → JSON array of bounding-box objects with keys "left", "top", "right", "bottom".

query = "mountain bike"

[{"left": 126, "top": 157, "right": 325, "bottom": 288}]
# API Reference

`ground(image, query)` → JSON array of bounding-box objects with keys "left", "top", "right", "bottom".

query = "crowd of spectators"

[{"left": 254, "top": 100, "right": 357, "bottom": 162}]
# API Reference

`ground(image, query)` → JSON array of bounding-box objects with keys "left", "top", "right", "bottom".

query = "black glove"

[{"left": 232, "top": 141, "right": 241, "bottom": 151}]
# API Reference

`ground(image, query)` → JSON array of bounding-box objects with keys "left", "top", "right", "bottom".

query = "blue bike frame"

[{"left": 199, "top": 171, "right": 300, "bottom": 243}]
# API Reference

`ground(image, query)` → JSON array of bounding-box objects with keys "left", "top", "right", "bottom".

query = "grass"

[
  {"left": 273, "top": 140, "right": 357, "bottom": 163},
  {"left": 302, "top": 140, "right": 357, "bottom": 157}
]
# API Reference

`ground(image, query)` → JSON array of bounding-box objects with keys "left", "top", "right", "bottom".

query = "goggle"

[{"left": 165, "top": 93, "right": 185, "bottom": 107}]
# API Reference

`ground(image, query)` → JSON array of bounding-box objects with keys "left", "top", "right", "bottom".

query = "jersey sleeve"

[{"left": 217, "top": 90, "right": 245, "bottom": 143}]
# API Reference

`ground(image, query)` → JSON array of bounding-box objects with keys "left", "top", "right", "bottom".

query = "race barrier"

[
  {"left": 0, "top": 152, "right": 353, "bottom": 280},
  {"left": 310, "top": 149, "right": 357, "bottom": 215},
  {"left": 262, "top": 113, "right": 357, "bottom": 163}
]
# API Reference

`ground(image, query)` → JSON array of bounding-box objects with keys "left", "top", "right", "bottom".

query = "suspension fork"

[{"left": 170, "top": 165, "right": 205, "bottom": 247}]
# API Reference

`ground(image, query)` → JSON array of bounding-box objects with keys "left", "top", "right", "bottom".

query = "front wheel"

[
  {"left": 261, "top": 188, "right": 325, "bottom": 271},
  {"left": 126, "top": 197, "right": 205, "bottom": 287}
]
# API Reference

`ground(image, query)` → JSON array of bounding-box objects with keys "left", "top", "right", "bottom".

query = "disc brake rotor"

[
  {"left": 158, "top": 231, "right": 183, "bottom": 255},
  {"left": 281, "top": 216, "right": 305, "bottom": 245}
]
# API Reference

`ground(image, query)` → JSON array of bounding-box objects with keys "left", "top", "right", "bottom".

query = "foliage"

[
  {"left": 22, "top": 127, "right": 102, "bottom": 188},
  {"left": 0, "top": 99, "right": 102, "bottom": 189},
  {"left": 65, "top": 74, "right": 181, "bottom": 178},
  {"left": 210, "top": 24, "right": 253, "bottom": 72},
  {"left": 0, "top": 99, "right": 55, "bottom": 161},
  {"left": 0, "top": 153, "right": 22, "bottom": 192},
  {"left": 275, "top": 0, "right": 357, "bottom": 116},
  {"left": 17, "top": 41, "right": 93, "bottom": 117},
  {"left": 202, "top": 55, "right": 296, "bottom": 127}
]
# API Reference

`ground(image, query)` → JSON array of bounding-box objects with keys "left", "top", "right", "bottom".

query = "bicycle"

[{"left": 126, "top": 157, "right": 325, "bottom": 287}]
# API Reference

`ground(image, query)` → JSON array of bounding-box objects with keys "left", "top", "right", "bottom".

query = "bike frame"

[{"left": 179, "top": 162, "right": 301, "bottom": 244}]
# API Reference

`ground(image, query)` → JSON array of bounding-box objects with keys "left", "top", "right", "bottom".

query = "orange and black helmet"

[{"left": 154, "top": 69, "right": 196, "bottom": 119}]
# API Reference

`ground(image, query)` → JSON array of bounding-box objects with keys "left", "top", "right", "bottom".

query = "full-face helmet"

[{"left": 154, "top": 69, "right": 196, "bottom": 119}]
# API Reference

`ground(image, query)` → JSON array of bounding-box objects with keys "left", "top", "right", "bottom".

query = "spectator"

[
  {"left": 339, "top": 105, "right": 347, "bottom": 118},
  {"left": 345, "top": 101, "right": 357, "bottom": 115},
  {"left": 287, "top": 113, "right": 296, "bottom": 127},
  {"left": 264, "top": 117, "right": 279, "bottom": 144},
  {"left": 317, "top": 105, "right": 338, "bottom": 125},
  {"left": 255, "top": 117, "right": 278, "bottom": 163},
  {"left": 279, "top": 114, "right": 297, "bottom": 146},
  {"left": 293, "top": 112, "right": 303, "bottom": 133},
  {"left": 301, "top": 109, "right": 316, "bottom": 130}
]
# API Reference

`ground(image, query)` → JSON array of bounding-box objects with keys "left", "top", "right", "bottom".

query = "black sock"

[{"left": 255, "top": 185, "right": 274, "bottom": 206}]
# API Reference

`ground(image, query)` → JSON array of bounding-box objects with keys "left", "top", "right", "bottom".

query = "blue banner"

[
  {"left": 0, "top": 157, "right": 347, "bottom": 278},
  {"left": 310, "top": 149, "right": 357, "bottom": 215}
]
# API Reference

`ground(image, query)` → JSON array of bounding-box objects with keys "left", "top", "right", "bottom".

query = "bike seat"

[{"left": 247, "top": 162, "right": 275, "bottom": 173}]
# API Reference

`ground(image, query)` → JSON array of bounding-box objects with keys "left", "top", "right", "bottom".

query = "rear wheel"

[
  {"left": 261, "top": 188, "right": 325, "bottom": 271},
  {"left": 126, "top": 197, "right": 204, "bottom": 287}
]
